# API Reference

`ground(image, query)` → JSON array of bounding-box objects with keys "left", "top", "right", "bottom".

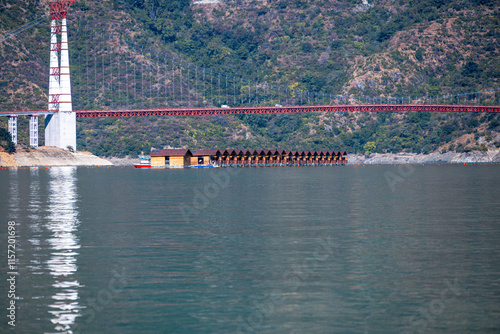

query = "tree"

[
  {"left": 462, "top": 61, "right": 480, "bottom": 77},
  {"left": 415, "top": 48, "right": 424, "bottom": 62},
  {"left": 363, "top": 141, "right": 376, "bottom": 154},
  {"left": 0, "top": 128, "right": 16, "bottom": 154}
]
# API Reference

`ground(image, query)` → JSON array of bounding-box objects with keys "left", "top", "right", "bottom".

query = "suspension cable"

[{"left": 0, "top": 15, "right": 49, "bottom": 43}]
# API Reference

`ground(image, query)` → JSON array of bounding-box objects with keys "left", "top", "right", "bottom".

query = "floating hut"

[
  {"left": 151, "top": 149, "right": 192, "bottom": 168},
  {"left": 149, "top": 149, "right": 347, "bottom": 168}
]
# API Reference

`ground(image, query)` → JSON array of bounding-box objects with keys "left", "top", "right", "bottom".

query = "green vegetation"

[
  {"left": 0, "top": 127, "right": 16, "bottom": 154},
  {"left": 0, "top": 0, "right": 499, "bottom": 156}
]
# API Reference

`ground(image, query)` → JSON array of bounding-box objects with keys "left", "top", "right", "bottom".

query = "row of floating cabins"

[{"left": 150, "top": 149, "right": 348, "bottom": 168}]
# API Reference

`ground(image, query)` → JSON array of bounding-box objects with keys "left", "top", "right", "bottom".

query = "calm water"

[{"left": 1, "top": 165, "right": 500, "bottom": 333}]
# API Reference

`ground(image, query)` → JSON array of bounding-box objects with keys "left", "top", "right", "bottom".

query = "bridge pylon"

[{"left": 45, "top": 0, "right": 76, "bottom": 150}]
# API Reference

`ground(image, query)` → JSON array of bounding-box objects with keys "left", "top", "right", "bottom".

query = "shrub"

[
  {"left": 0, "top": 128, "right": 16, "bottom": 154},
  {"left": 415, "top": 48, "right": 424, "bottom": 61}
]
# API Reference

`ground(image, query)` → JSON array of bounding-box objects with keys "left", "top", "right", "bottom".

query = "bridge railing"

[
  {"left": 64, "top": 22, "right": 500, "bottom": 112},
  {"left": 1, "top": 15, "right": 499, "bottom": 113}
]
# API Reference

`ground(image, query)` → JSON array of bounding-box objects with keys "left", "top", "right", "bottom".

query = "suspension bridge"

[{"left": 1, "top": 0, "right": 499, "bottom": 150}]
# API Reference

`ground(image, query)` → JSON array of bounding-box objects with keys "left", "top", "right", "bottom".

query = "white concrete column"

[
  {"left": 46, "top": 19, "right": 61, "bottom": 148},
  {"left": 30, "top": 115, "right": 39, "bottom": 147},
  {"left": 8, "top": 115, "right": 17, "bottom": 145},
  {"left": 48, "top": 19, "right": 60, "bottom": 111},
  {"left": 45, "top": 16, "right": 76, "bottom": 151},
  {"left": 59, "top": 17, "right": 77, "bottom": 151},
  {"left": 59, "top": 18, "right": 72, "bottom": 113}
]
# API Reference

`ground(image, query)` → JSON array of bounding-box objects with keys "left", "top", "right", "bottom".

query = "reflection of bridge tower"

[{"left": 45, "top": 0, "right": 76, "bottom": 150}]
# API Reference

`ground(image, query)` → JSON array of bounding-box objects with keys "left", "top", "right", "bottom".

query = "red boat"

[{"left": 134, "top": 158, "right": 151, "bottom": 168}]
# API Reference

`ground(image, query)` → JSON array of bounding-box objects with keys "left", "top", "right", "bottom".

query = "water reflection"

[
  {"left": 46, "top": 167, "right": 82, "bottom": 333},
  {"left": 27, "top": 168, "right": 44, "bottom": 274},
  {"left": 8, "top": 168, "right": 20, "bottom": 220}
]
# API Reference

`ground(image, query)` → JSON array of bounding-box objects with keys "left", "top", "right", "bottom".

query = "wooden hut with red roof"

[{"left": 150, "top": 149, "right": 193, "bottom": 168}]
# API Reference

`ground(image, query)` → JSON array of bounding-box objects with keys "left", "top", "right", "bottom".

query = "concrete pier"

[
  {"left": 8, "top": 116, "right": 17, "bottom": 145},
  {"left": 30, "top": 115, "right": 39, "bottom": 147}
]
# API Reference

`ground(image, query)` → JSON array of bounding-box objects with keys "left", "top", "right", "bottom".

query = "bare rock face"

[
  {"left": 491, "top": 151, "right": 500, "bottom": 162},
  {"left": 349, "top": 149, "right": 500, "bottom": 165}
]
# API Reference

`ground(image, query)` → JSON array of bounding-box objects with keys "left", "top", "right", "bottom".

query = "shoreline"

[
  {"left": 0, "top": 147, "right": 113, "bottom": 167},
  {"left": 103, "top": 156, "right": 137, "bottom": 166},
  {"left": 3, "top": 148, "right": 500, "bottom": 168},
  {"left": 348, "top": 149, "right": 500, "bottom": 165}
]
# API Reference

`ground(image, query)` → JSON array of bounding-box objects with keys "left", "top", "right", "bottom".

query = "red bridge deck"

[
  {"left": 1, "top": 104, "right": 499, "bottom": 117},
  {"left": 74, "top": 104, "right": 500, "bottom": 117}
]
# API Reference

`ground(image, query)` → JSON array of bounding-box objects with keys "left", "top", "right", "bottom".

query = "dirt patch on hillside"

[
  {"left": 12, "top": 146, "right": 113, "bottom": 167},
  {"left": 0, "top": 152, "right": 20, "bottom": 167}
]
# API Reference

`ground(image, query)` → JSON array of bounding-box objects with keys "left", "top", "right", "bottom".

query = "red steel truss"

[
  {"left": 74, "top": 104, "right": 500, "bottom": 118},
  {"left": 48, "top": 0, "right": 76, "bottom": 20},
  {"left": 1, "top": 104, "right": 499, "bottom": 117}
]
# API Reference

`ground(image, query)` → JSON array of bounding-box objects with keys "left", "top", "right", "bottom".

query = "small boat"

[
  {"left": 134, "top": 158, "right": 151, "bottom": 168},
  {"left": 192, "top": 164, "right": 217, "bottom": 168}
]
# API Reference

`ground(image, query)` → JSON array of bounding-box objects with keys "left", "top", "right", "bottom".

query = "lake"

[{"left": 1, "top": 164, "right": 499, "bottom": 333}]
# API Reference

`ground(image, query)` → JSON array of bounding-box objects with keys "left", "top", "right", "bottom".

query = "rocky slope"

[{"left": 349, "top": 149, "right": 500, "bottom": 164}]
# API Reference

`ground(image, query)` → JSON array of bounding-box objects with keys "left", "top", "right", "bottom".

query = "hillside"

[{"left": 1, "top": 0, "right": 499, "bottom": 156}]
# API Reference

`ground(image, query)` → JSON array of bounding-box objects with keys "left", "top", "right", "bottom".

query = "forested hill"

[{"left": 1, "top": 0, "right": 499, "bottom": 156}]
